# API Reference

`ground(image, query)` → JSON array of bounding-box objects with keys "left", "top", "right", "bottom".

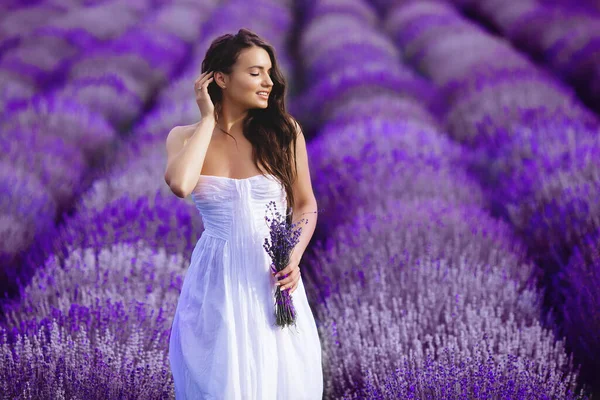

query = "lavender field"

[{"left": 1, "top": 0, "right": 599, "bottom": 398}]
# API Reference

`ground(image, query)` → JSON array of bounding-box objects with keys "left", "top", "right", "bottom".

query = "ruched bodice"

[
  {"left": 169, "top": 172, "right": 324, "bottom": 400},
  {"left": 190, "top": 173, "right": 286, "bottom": 241}
]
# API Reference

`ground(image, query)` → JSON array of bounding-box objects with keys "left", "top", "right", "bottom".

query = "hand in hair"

[{"left": 194, "top": 71, "right": 216, "bottom": 118}]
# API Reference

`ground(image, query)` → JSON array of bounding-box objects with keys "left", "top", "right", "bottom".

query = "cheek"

[
  {"left": 234, "top": 76, "right": 256, "bottom": 90},
  {"left": 244, "top": 79, "right": 259, "bottom": 93},
  {"left": 232, "top": 79, "right": 259, "bottom": 100}
]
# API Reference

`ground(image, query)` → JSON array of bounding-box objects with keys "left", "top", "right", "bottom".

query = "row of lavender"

[
  {"left": 0, "top": 0, "right": 295, "bottom": 398},
  {"left": 448, "top": 0, "right": 600, "bottom": 114},
  {"left": 0, "top": 0, "right": 216, "bottom": 303},
  {"left": 0, "top": 0, "right": 218, "bottom": 394},
  {"left": 290, "top": 0, "right": 589, "bottom": 398},
  {"left": 379, "top": 0, "right": 600, "bottom": 394}
]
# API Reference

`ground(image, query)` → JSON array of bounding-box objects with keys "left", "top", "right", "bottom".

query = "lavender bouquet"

[{"left": 263, "top": 200, "right": 308, "bottom": 329}]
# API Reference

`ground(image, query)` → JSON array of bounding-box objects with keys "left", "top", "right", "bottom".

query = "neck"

[{"left": 216, "top": 101, "right": 248, "bottom": 137}]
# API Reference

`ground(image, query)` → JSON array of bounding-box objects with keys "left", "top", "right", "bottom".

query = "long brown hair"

[{"left": 201, "top": 28, "right": 299, "bottom": 213}]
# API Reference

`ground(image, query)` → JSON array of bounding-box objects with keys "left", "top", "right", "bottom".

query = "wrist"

[
  {"left": 200, "top": 114, "right": 216, "bottom": 124},
  {"left": 290, "top": 251, "right": 302, "bottom": 265}
]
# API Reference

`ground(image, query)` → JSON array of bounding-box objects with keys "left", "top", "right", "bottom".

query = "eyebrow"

[{"left": 247, "top": 65, "right": 272, "bottom": 70}]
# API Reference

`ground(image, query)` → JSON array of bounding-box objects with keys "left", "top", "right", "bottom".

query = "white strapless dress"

[{"left": 168, "top": 173, "right": 323, "bottom": 400}]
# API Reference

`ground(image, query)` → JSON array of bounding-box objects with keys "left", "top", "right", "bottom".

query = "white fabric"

[{"left": 169, "top": 173, "right": 323, "bottom": 400}]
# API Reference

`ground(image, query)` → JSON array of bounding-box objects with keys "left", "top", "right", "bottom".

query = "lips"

[{"left": 257, "top": 91, "right": 269, "bottom": 99}]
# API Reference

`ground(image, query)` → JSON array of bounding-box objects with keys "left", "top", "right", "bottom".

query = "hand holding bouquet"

[{"left": 263, "top": 201, "right": 309, "bottom": 329}]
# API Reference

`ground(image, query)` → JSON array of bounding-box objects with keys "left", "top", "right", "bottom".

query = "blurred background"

[{"left": 0, "top": 0, "right": 599, "bottom": 398}]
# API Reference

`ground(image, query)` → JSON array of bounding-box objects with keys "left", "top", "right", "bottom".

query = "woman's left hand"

[{"left": 273, "top": 258, "right": 301, "bottom": 294}]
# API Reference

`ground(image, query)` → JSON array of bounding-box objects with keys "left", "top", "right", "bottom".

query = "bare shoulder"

[
  {"left": 287, "top": 115, "right": 304, "bottom": 159},
  {"left": 166, "top": 121, "right": 200, "bottom": 148},
  {"left": 178, "top": 121, "right": 201, "bottom": 139},
  {"left": 286, "top": 115, "right": 316, "bottom": 207},
  {"left": 288, "top": 115, "right": 302, "bottom": 137}
]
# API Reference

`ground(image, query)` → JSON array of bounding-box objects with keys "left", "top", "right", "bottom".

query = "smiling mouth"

[{"left": 257, "top": 92, "right": 269, "bottom": 99}]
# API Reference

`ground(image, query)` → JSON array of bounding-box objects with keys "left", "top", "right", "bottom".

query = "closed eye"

[{"left": 251, "top": 73, "right": 259, "bottom": 76}]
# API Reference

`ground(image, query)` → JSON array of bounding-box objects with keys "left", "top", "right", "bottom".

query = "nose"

[{"left": 263, "top": 74, "right": 273, "bottom": 88}]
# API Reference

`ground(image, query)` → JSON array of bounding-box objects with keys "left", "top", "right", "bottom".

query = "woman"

[{"left": 164, "top": 29, "right": 324, "bottom": 399}]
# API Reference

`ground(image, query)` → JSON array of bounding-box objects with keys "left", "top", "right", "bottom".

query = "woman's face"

[{"left": 218, "top": 46, "right": 274, "bottom": 110}]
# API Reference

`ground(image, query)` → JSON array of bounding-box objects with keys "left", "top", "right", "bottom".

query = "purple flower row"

[
  {"left": 0, "top": 0, "right": 220, "bottom": 302},
  {"left": 383, "top": 0, "right": 598, "bottom": 395},
  {"left": 448, "top": 0, "right": 600, "bottom": 113},
  {"left": 290, "top": 0, "right": 587, "bottom": 398}
]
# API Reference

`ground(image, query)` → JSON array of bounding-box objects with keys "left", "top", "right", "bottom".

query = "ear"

[{"left": 214, "top": 71, "right": 227, "bottom": 89}]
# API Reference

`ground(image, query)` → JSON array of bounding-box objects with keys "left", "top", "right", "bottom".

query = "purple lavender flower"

[{"left": 262, "top": 201, "right": 309, "bottom": 329}]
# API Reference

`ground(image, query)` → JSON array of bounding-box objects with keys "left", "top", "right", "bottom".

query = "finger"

[
  {"left": 195, "top": 78, "right": 213, "bottom": 93},
  {"left": 287, "top": 270, "right": 301, "bottom": 289},
  {"left": 278, "top": 269, "right": 300, "bottom": 288},
  {"left": 201, "top": 72, "right": 215, "bottom": 83},
  {"left": 276, "top": 275, "right": 293, "bottom": 287},
  {"left": 197, "top": 78, "right": 212, "bottom": 91},
  {"left": 276, "top": 270, "right": 290, "bottom": 279},
  {"left": 284, "top": 266, "right": 300, "bottom": 281},
  {"left": 195, "top": 71, "right": 214, "bottom": 84},
  {"left": 196, "top": 75, "right": 213, "bottom": 88},
  {"left": 282, "top": 277, "right": 300, "bottom": 292},
  {"left": 274, "top": 267, "right": 290, "bottom": 278},
  {"left": 277, "top": 270, "right": 298, "bottom": 287},
  {"left": 278, "top": 263, "right": 299, "bottom": 277}
]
